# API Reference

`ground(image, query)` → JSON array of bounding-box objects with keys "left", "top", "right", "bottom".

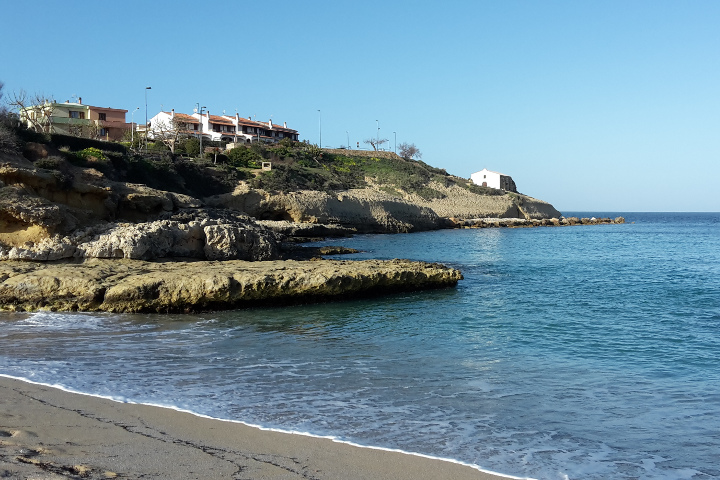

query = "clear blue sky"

[{"left": 2, "top": 0, "right": 718, "bottom": 212}]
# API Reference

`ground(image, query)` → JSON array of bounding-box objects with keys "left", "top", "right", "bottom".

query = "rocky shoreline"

[
  {"left": 0, "top": 149, "right": 620, "bottom": 313},
  {"left": 0, "top": 258, "right": 463, "bottom": 313},
  {"left": 450, "top": 216, "right": 626, "bottom": 228}
]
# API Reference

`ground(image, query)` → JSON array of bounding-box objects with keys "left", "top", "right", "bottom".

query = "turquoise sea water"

[{"left": 1, "top": 212, "right": 719, "bottom": 479}]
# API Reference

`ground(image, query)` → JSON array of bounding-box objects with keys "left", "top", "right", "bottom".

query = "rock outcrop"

[
  {"left": 1, "top": 149, "right": 565, "bottom": 267},
  {"left": 206, "top": 181, "right": 562, "bottom": 234},
  {"left": 206, "top": 185, "right": 445, "bottom": 233},
  {"left": 0, "top": 212, "right": 281, "bottom": 262},
  {"left": 0, "top": 258, "right": 463, "bottom": 313}
]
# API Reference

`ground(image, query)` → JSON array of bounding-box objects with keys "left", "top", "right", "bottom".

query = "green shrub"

[
  {"left": 49, "top": 133, "right": 127, "bottom": 154},
  {"left": 0, "top": 123, "right": 20, "bottom": 153},
  {"left": 414, "top": 187, "right": 447, "bottom": 201},
  {"left": 76, "top": 147, "right": 107, "bottom": 161},
  {"left": 227, "top": 146, "right": 263, "bottom": 168},
  {"left": 250, "top": 164, "right": 349, "bottom": 193},
  {"left": 34, "top": 156, "right": 65, "bottom": 170},
  {"left": 183, "top": 138, "right": 200, "bottom": 157},
  {"left": 463, "top": 183, "right": 506, "bottom": 196}
]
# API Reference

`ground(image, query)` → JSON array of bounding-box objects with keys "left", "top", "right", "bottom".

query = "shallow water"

[{"left": 2, "top": 212, "right": 719, "bottom": 479}]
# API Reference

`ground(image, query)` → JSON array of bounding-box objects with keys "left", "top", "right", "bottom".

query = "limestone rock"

[
  {"left": 209, "top": 187, "right": 444, "bottom": 233},
  {"left": 0, "top": 215, "right": 281, "bottom": 262},
  {"left": 256, "top": 220, "right": 356, "bottom": 238},
  {"left": 0, "top": 258, "right": 463, "bottom": 313}
]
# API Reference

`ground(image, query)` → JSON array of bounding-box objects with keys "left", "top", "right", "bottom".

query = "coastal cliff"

[
  {"left": 1, "top": 145, "right": 561, "bottom": 258},
  {"left": 0, "top": 136, "right": 560, "bottom": 311}
]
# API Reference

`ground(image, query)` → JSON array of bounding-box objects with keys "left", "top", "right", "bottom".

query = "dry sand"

[{"left": 0, "top": 376, "right": 528, "bottom": 480}]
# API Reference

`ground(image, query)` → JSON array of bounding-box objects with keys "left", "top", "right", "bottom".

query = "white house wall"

[{"left": 471, "top": 169, "right": 501, "bottom": 189}]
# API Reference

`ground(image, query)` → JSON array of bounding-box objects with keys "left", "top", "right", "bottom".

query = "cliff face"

[
  {"left": 0, "top": 150, "right": 562, "bottom": 259},
  {"left": 0, "top": 153, "right": 281, "bottom": 261},
  {"left": 206, "top": 181, "right": 561, "bottom": 233},
  {"left": 206, "top": 185, "right": 445, "bottom": 233}
]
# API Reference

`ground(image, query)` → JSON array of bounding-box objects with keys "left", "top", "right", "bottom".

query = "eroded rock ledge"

[{"left": 0, "top": 258, "right": 463, "bottom": 313}]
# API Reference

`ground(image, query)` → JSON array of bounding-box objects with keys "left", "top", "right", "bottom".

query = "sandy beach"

[{"left": 0, "top": 376, "right": 523, "bottom": 480}]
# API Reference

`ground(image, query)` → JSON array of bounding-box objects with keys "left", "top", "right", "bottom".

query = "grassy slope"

[{"left": 10, "top": 130, "right": 507, "bottom": 201}]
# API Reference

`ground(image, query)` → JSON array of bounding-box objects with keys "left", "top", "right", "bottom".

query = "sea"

[{"left": 1, "top": 212, "right": 718, "bottom": 480}]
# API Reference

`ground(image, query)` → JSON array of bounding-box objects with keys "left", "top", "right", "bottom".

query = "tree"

[
  {"left": 7, "top": 89, "right": 55, "bottom": 133},
  {"left": 227, "top": 145, "right": 262, "bottom": 168},
  {"left": 72, "top": 120, "right": 101, "bottom": 139},
  {"left": 363, "top": 137, "right": 388, "bottom": 151},
  {"left": 398, "top": 142, "right": 422, "bottom": 160},
  {"left": 183, "top": 137, "right": 200, "bottom": 157},
  {"left": 151, "top": 117, "right": 190, "bottom": 154}
]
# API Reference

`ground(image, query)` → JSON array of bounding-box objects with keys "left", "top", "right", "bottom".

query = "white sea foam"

[
  {"left": 1, "top": 374, "right": 534, "bottom": 480},
  {"left": 3, "top": 214, "right": 719, "bottom": 480}
]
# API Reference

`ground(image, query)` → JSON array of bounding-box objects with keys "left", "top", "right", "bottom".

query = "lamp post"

[
  {"left": 317, "top": 109, "right": 321, "bottom": 148},
  {"left": 376, "top": 120, "right": 379, "bottom": 151},
  {"left": 346, "top": 131, "right": 349, "bottom": 149},
  {"left": 131, "top": 107, "right": 139, "bottom": 148},
  {"left": 199, "top": 105, "right": 206, "bottom": 156},
  {"left": 144, "top": 86, "right": 151, "bottom": 153},
  {"left": 393, "top": 131, "right": 396, "bottom": 154}
]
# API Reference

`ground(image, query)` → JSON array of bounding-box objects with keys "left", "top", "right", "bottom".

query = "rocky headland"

[{"left": 0, "top": 139, "right": 589, "bottom": 312}]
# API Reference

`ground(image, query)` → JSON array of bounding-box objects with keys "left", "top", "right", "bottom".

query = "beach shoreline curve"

[{"left": 0, "top": 375, "right": 533, "bottom": 480}]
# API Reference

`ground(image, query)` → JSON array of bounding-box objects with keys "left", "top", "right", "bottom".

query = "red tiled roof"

[
  {"left": 175, "top": 113, "right": 200, "bottom": 123},
  {"left": 163, "top": 112, "right": 200, "bottom": 124},
  {"left": 235, "top": 118, "right": 265, "bottom": 127},
  {"left": 168, "top": 111, "right": 297, "bottom": 133},
  {"left": 208, "top": 114, "right": 234, "bottom": 126},
  {"left": 87, "top": 105, "right": 128, "bottom": 113}
]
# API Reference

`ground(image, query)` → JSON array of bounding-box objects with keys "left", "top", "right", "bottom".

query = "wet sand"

[{"left": 0, "top": 376, "right": 527, "bottom": 480}]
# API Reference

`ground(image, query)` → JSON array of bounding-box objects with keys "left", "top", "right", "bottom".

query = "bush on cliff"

[
  {"left": 250, "top": 164, "right": 346, "bottom": 192},
  {"left": 227, "top": 146, "right": 263, "bottom": 168}
]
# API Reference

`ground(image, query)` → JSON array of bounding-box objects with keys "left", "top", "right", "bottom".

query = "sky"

[{"left": 2, "top": 0, "right": 718, "bottom": 212}]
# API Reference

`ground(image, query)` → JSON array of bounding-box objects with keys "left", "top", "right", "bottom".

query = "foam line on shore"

[{"left": 1, "top": 373, "right": 535, "bottom": 480}]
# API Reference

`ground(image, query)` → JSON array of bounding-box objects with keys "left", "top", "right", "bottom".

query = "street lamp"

[
  {"left": 144, "top": 86, "right": 151, "bottom": 153},
  {"left": 376, "top": 120, "right": 379, "bottom": 151},
  {"left": 346, "top": 131, "right": 349, "bottom": 149},
  {"left": 199, "top": 105, "right": 206, "bottom": 156},
  {"left": 318, "top": 109, "right": 321, "bottom": 148},
  {"left": 393, "top": 131, "right": 396, "bottom": 154},
  {"left": 131, "top": 107, "right": 139, "bottom": 148}
]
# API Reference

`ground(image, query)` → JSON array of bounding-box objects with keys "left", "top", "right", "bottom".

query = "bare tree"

[
  {"left": 7, "top": 89, "right": 55, "bottom": 133},
  {"left": 363, "top": 137, "right": 388, "bottom": 151},
  {"left": 84, "top": 121, "right": 102, "bottom": 140},
  {"left": 398, "top": 142, "right": 422, "bottom": 160},
  {"left": 151, "top": 117, "right": 190, "bottom": 153}
]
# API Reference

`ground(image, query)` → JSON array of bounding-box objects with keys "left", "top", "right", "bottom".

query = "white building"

[
  {"left": 147, "top": 109, "right": 298, "bottom": 144},
  {"left": 470, "top": 168, "right": 517, "bottom": 192}
]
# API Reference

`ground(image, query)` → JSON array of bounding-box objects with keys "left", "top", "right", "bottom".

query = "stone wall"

[{"left": 499, "top": 175, "right": 517, "bottom": 193}]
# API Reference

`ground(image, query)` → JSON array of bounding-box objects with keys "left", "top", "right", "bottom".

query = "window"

[
  {"left": 69, "top": 111, "right": 85, "bottom": 119},
  {"left": 98, "top": 113, "right": 107, "bottom": 121},
  {"left": 100, "top": 128, "right": 108, "bottom": 137}
]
